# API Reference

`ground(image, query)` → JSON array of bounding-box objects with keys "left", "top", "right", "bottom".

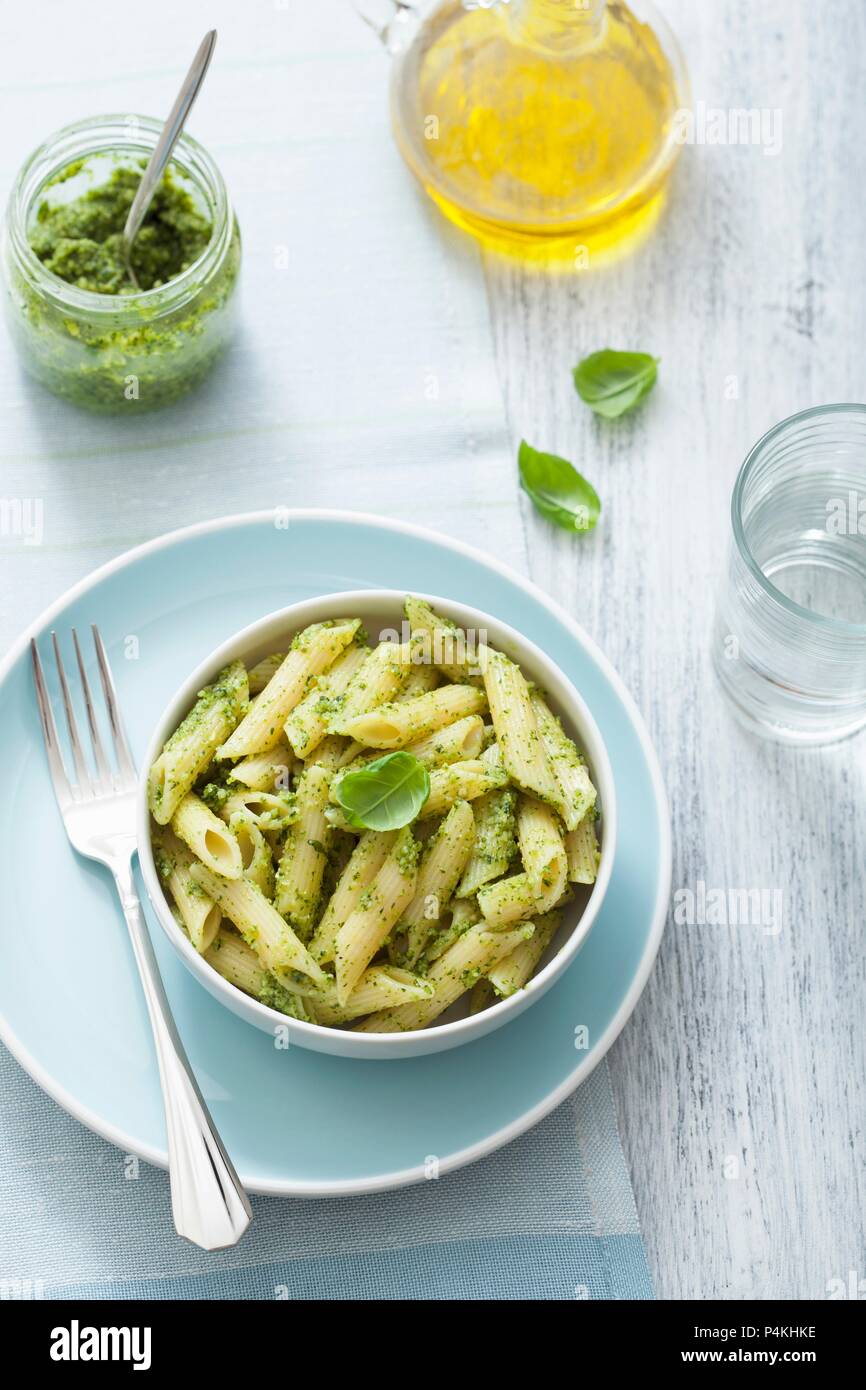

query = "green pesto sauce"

[
  {"left": 396, "top": 830, "right": 421, "bottom": 877},
  {"left": 257, "top": 971, "right": 310, "bottom": 1021},
  {"left": 476, "top": 786, "right": 517, "bottom": 865},
  {"left": 29, "top": 166, "right": 212, "bottom": 295},
  {"left": 200, "top": 781, "right": 230, "bottom": 812},
  {"left": 7, "top": 155, "right": 241, "bottom": 413}
]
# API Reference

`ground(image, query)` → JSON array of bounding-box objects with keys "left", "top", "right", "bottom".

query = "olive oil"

[{"left": 391, "top": 0, "right": 687, "bottom": 260}]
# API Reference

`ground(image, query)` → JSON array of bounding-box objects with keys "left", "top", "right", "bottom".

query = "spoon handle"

[{"left": 123, "top": 29, "right": 218, "bottom": 253}]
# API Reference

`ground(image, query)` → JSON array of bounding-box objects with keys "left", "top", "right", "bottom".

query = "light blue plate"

[{"left": 0, "top": 512, "right": 670, "bottom": 1195}]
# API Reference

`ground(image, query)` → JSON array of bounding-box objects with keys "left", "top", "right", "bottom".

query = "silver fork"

[{"left": 31, "top": 626, "right": 252, "bottom": 1251}]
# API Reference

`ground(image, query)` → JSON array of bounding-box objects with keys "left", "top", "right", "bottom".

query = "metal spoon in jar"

[{"left": 121, "top": 29, "right": 218, "bottom": 290}]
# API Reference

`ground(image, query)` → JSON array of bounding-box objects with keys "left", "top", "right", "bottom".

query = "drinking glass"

[{"left": 713, "top": 404, "right": 866, "bottom": 744}]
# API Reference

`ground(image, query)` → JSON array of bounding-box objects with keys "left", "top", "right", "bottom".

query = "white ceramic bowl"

[{"left": 137, "top": 591, "right": 616, "bottom": 1059}]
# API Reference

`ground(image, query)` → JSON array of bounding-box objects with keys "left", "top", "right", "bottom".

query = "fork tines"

[{"left": 31, "top": 626, "right": 137, "bottom": 804}]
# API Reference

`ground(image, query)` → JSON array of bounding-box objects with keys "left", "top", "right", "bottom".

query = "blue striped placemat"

[{"left": 0, "top": 1044, "right": 651, "bottom": 1300}]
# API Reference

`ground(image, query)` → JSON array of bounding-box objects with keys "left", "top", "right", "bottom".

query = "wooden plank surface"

[{"left": 485, "top": 0, "right": 866, "bottom": 1299}]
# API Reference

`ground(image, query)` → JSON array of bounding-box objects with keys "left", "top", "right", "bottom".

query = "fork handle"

[{"left": 113, "top": 861, "right": 252, "bottom": 1250}]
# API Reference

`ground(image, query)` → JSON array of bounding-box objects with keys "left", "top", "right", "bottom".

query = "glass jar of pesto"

[{"left": 1, "top": 115, "right": 240, "bottom": 412}]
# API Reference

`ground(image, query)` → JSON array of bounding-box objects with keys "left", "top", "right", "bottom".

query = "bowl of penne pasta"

[{"left": 138, "top": 591, "right": 616, "bottom": 1058}]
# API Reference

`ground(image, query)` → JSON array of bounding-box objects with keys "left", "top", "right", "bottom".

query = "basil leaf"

[
  {"left": 335, "top": 751, "right": 430, "bottom": 831},
  {"left": 573, "top": 349, "right": 659, "bottom": 419},
  {"left": 518, "top": 440, "right": 601, "bottom": 534}
]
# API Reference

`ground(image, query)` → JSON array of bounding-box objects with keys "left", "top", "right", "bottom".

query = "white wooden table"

[
  {"left": 486, "top": 0, "right": 866, "bottom": 1300},
  {"left": 1, "top": 0, "right": 863, "bottom": 1300}
]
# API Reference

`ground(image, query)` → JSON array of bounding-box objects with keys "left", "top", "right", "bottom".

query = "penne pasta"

[
  {"left": 456, "top": 786, "right": 517, "bottom": 898},
  {"left": 476, "top": 796, "right": 567, "bottom": 927},
  {"left": 275, "top": 764, "right": 333, "bottom": 936},
  {"left": 565, "top": 814, "right": 600, "bottom": 884},
  {"left": 396, "top": 799, "right": 476, "bottom": 966},
  {"left": 421, "top": 896, "right": 481, "bottom": 966},
  {"left": 403, "top": 714, "right": 484, "bottom": 768},
  {"left": 247, "top": 652, "right": 286, "bottom": 695},
  {"left": 284, "top": 641, "right": 369, "bottom": 759},
  {"left": 153, "top": 827, "right": 221, "bottom": 953},
  {"left": 171, "top": 792, "right": 244, "bottom": 879},
  {"left": 530, "top": 690, "right": 597, "bottom": 831},
  {"left": 218, "top": 788, "right": 298, "bottom": 832},
  {"left": 332, "top": 715, "right": 483, "bottom": 779},
  {"left": 311, "top": 965, "right": 433, "bottom": 1025},
  {"left": 468, "top": 978, "right": 497, "bottom": 1014},
  {"left": 357, "top": 921, "right": 534, "bottom": 1032},
  {"left": 204, "top": 928, "right": 313, "bottom": 1020},
  {"left": 228, "top": 736, "right": 294, "bottom": 792},
  {"left": 476, "top": 871, "right": 537, "bottom": 927},
  {"left": 398, "top": 661, "right": 442, "bottom": 700},
  {"left": 479, "top": 645, "right": 560, "bottom": 806},
  {"left": 487, "top": 909, "right": 561, "bottom": 997},
  {"left": 189, "top": 862, "right": 328, "bottom": 992},
  {"left": 308, "top": 829, "right": 397, "bottom": 964},
  {"left": 303, "top": 734, "right": 357, "bottom": 770},
  {"left": 327, "top": 639, "right": 413, "bottom": 733},
  {"left": 334, "top": 827, "right": 419, "bottom": 1005},
  {"left": 422, "top": 756, "right": 508, "bottom": 817},
  {"left": 218, "top": 619, "right": 360, "bottom": 758},
  {"left": 339, "top": 684, "right": 487, "bottom": 750},
  {"left": 516, "top": 795, "right": 568, "bottom": 908},
  {"left": 404, "top": 596, "right": 484, "bottom": 685},
  {"left": 228, "top": 812, "right": 275, "bottom": 898},
  {"left": 148, "top": 660, "right": 248, "bottom": 824}
]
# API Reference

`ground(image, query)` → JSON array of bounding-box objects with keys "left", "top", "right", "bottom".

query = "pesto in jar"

[
  {"left": 29, "top": 165, "right": 213, "bottom": 294},
  {"left": 2, "top": 129, "right": 240, "bottom": 414}
]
